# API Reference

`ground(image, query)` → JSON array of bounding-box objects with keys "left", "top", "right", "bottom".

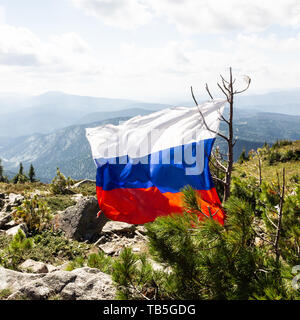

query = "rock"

[
  {"left": 0, "top": 198, "right": 4, "bottom": 210},
  {"left": 6, "top": 223, "right": 27, "bottom": 237},
  {"left": 55, "top": 197, "right": 108, "bottom": 241},
  {"left": 0, "top": 267, "right": 44, "bottom": 293},
  {"left": 4, "top": 219, "right": 18, "bottom": 229},
  {"left": 19, "top": 259, "right": 49, "bottom": 274},
  {"left": 136, "top": 225, "right": 147, "bottom": 234},
  {"left": 46, "top": 264, "right": 59, "bottom": 273},
  {"left": 0, "top": 267, "right": 116, "bottom": 300},
  {"left": 59, "top": 267, "right": 115, "bottom": 300},
  {"left": 8, "top": 193, "right": 24, "bottom": 206},
  {"left": 99, "top": 243, "right": 118, "bottom": 255},
  {"left": 0, "top": 212, "right": 12, "bottom": 229},
  {"left": 101, "top": 221, "right": 136, "bottom": 235},
  {"left": 71, "top": 193, "right": 84, "bottom": 202}
]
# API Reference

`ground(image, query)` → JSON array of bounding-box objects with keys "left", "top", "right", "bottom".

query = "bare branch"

[
  {"left": 218, "top": 110, "right": 230, "bottom": 125},
  {"left": 232, "top": 138, "right": 238, "bottom": 147},
  {"left": 190, "top": 86, "right": 198, "bottom": 106},
  {"left": 217, "top": 82, "right": 230, "bottom": 100},
  {"left": 211, "top": 152, "right": 227, "bottom": 172},
  {"left": 265, "top": 212, "right": 277, "bottom": 229},
  {"left": 274, "top": 167, "right": 285, "bottom": 264},
  {"left": 205, "top": 83, "right": 214, "bottom": 100},
  {"left": 234, "top": 77, "right": 251, "bottom": 94}
]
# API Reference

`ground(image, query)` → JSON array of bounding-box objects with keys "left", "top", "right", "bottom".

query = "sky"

[{"left": 0, "top": 0, "right": 300, "bottom": 103}]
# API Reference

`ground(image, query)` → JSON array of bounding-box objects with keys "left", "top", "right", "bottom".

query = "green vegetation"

[
  {"left": 28, "top": 164, "right": 36, "bottom": 183},
  {"left": 12, "top": 195, "right": 53, "bottom": 234},
  {"left": 12, "top": 163, "right": 29, "bottom": 184},
  {"left": 0, "top": 289, "right": 12, "bottom": 300},
  {"left": 111, "top": 140, "right": 300, "bottom": 300},
  {"left": 237, "top": 147, "right": 249, "bottom": 164},
  {"left": 44, "top": 195, "right": 76, "bottom": 212},
  {"left": 0, "top": 139, "right": 299, "bottom": 300},
  {"left": 50, "top": 167, "right": 74, "bottom": 195},
  {"left": 0, "top": 229, "right": 93, "bottom": 270},
  {"left": 87, "top": 251, "right": 113, "bottom": 274},
  {"left": 234, "top": 140, "right": 300, "bottom": 189}
]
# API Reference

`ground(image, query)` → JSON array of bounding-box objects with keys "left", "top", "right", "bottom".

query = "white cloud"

[
  {"left": 71, "top": 0, "right": 152, "bottom": 29},
  {"left": 71, "top": 0, "right": 300, "bottom": 34},
  {"left": 0, "top": 6, "right": 5, "bottom": 25}
]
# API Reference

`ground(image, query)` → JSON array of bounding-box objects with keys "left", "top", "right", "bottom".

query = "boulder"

[
  {"left": 8, "top": 193, "right": 24, "bottom": 206},
  {"left": 0, "top": 267, "right": 116, "bottom": 300},
  {"left": 0, "top": 267, "right": 44, "bottom": 293},
  {"left": 101, "top": 221, "right": 136, "bottom": 235},
  {"left": 6, "top": 223, "right": 27, "bottom": 237},
  {"left": 19, "top": 259, "right": 49, "bottom": 274},
  {"left": 55, "top": 197, "right": 108, "bottom": 241}
]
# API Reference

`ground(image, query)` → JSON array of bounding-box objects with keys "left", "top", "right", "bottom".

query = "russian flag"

[{"left": 86, "top": 99, "right": 226, "bottom": 225}]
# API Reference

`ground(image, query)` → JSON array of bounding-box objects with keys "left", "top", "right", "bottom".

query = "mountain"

[
  {"left": 235, "top": 88, "right": 300, "bottom": 115},
  {"left": 1, "top": 109, "right": 299, "bottom": 181},
  {"left": 76, "top": 108, "right": 154, "bottom": 125},
  {"left": 0, "top": 91, "right": 170, "bottom": 137},
  {"left": 180, "top": 88, "right": 300, "bottom": 115}
]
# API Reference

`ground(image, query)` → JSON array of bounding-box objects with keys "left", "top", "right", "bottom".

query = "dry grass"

[{"left": 233, "top": 140, "right": 300, "bottom": 191}]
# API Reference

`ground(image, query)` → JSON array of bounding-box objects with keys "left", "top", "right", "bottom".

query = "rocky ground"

[{"left": 0, "top": 183, "right": 150, "bottom": 300}]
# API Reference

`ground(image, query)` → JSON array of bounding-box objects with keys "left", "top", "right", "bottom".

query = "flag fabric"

[{"left": 86, "top": 99, "right": 226, "bottom": 225}]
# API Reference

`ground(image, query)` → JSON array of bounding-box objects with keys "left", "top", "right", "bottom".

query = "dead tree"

[{"left": 191, "top": 67, "right": 251, "bottom": 202}]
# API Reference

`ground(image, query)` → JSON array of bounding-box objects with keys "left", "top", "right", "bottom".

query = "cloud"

[
  {"left": 71, "top": 0, "right": 300, "bottom": 34},
  {"left": 71, "top": 0, "right": 152, "bottom": 29},
  {"left": 0, "top": 6, "right": 5, "bottom": 25},
  {"left": 0, "top": 25, "right": 42, "bottom": 66}
]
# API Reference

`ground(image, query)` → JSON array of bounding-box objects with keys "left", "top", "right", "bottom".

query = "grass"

[
  {"left": 43, "top": 195, "right": 76, "bottom": 212},
  {"left": 0, "top": 229, "right": 93, "bottom": 269},
  {"left": 0, "top": 289, "right": 12, "bottom": 300},
  {"left": 72, "top": 183, "right": 96, "bottom": 196},
  {"left": 0, "top": 182, "right": 49, "bottom": 195},
  {"left": 233, "top": 140, "right": 300, "bottom": 191}
]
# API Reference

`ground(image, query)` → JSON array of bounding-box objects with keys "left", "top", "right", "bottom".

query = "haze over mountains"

[{"left": 0, "top": 89, "right": 300, "bottom": 182}]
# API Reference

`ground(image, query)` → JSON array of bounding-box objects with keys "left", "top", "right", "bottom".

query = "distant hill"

[
  {"left": 0, "top": 108, "right": 299, "bottom": 181},
  {"left": 0, "top": 91, "right": 170, "bottom": 137},
  {"left": 181, "top": 88, "right": 300, "bottom": 115},
  {"left": 76, "top": 108, "right": 154, "bottom": 125},
  {"left": 235, "top": 88, "right": 300, "bottom": 115}
]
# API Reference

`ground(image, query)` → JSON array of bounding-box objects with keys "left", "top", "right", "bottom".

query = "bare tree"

[{"left": 191, "top": 67, "right": 251, "bottom": 202}]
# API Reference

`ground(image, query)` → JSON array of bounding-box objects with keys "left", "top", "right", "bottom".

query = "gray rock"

[
  {"left": 55, "top": 197, "right": 108, "bottom": 241},
  {"left": 60, "top": 267, "right": 116, "bottom": 300},
  {"left": 19, "top": 259, "right": 49, "bottom": 274},
  {"left": 6, "top": 223, "right": 27, "bottom": 237},
  {"left": 101, "top": 221, "right": 136, "bottom": 235},
  {"left": 46, "top": 264, "right": 59, "bottom": 273},
  {"left": 4, "top": 219, "right": 18, "bottom": 229},
  {"left": 8, "top": 193, "right": 24, "bottom": 206},
  {"left": 0, "top": 267, "right": 44, "bottom": 293},
  {"left": 0, "top": 212, "right": 12, "bottom": 229},
  {"left": 0, "top": 267, "right": 116, "bottom": 300}
]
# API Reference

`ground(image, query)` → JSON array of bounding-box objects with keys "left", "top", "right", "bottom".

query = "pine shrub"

[{"left": 12, "top": 195, "right": 53, "bottom": 234}]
